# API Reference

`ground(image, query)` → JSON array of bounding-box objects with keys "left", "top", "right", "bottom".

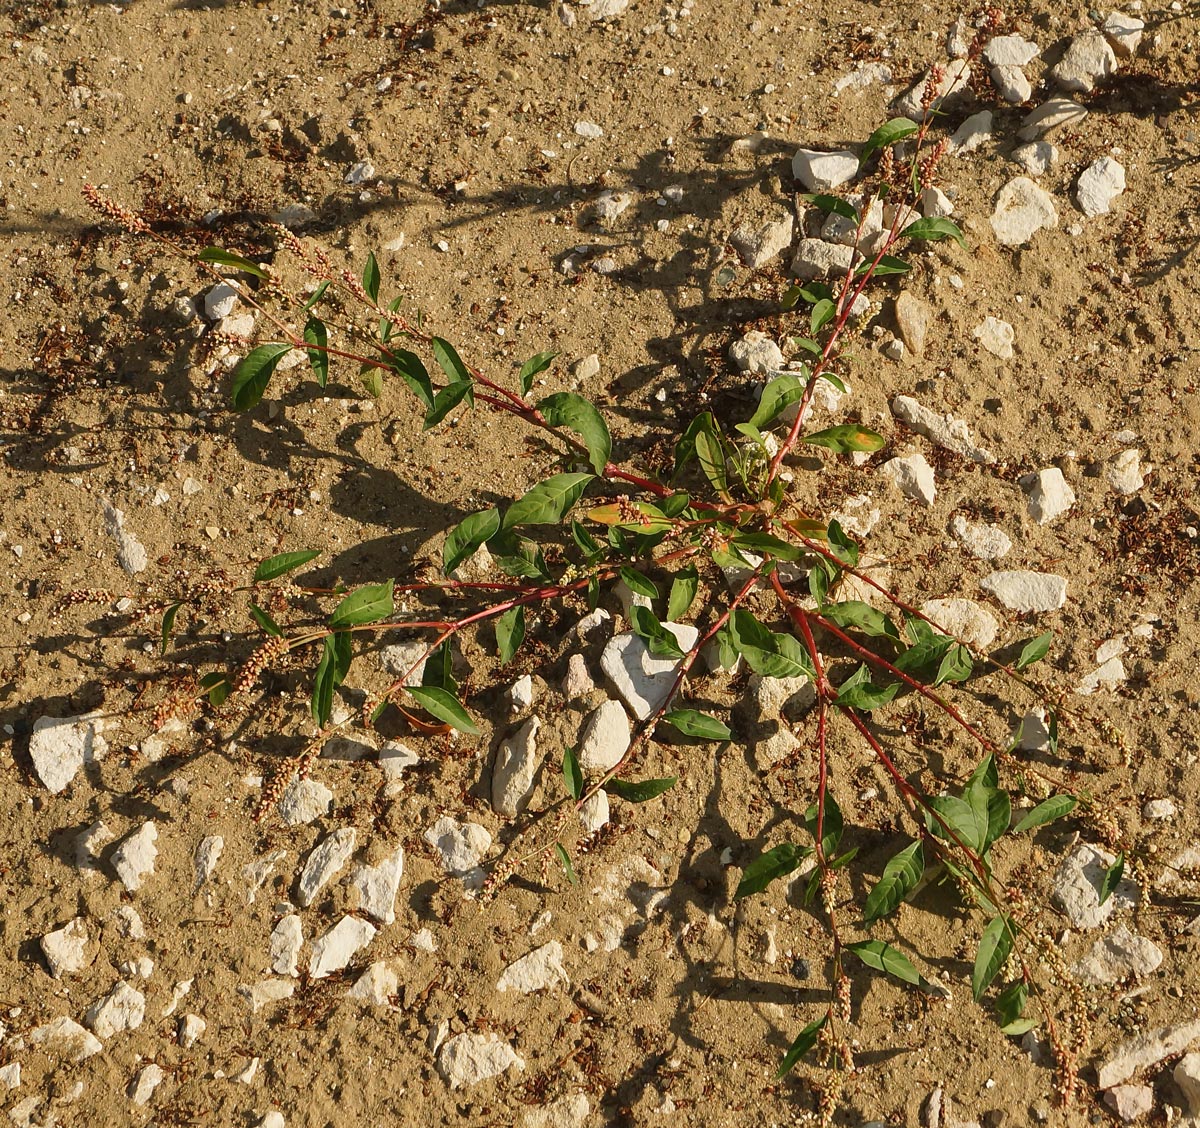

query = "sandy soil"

[{"left": 2, "top": 0, "right": 1200, "bottom": 1125}]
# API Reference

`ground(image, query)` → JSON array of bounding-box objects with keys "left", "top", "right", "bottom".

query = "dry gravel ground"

[{"left": 2, "top": 0, "right": 1200, "bottom": 1126}]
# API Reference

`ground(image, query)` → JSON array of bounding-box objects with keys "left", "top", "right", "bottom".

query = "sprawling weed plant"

[{"left": 78, "top": 53, "right": 1116, "bottom": 1119}]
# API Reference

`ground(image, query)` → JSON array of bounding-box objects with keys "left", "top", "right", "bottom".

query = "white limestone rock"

[
  {"left": 730, "top": 214, "right": 794, "bottom": 269},
  {"left": 990, "top": 177, "right": 1058, "bottom": 246},
  {"left": 1105, "top": 449, "right": 1145, "bottom": 495},
  {"left": 193, "top": 835, "right": 223, "bottom": 886},
  {"left": 204, "top": 281, "right": 239, "bottom": 320},
  {"left": 378, "top": 640, "right": 428, "bottom": 684},
  {"left": 819, "top": 194, "right": 885, "bottom": 252},
  {"left": 1143, "top": 798, "right": 1176, "bottom": 820},
  {"left": 790, "top": 238, "right": 856, "bottom": 281},
  {"left": 563, "top": 654, "right": 595, "bottom": 700},
  {"left": 347, "top": 961, "right": 399, "bottom": 1005},
  {"left": 991, "top": 65, "right": 1032, "bottom": 104},
  {"left": 309, "top": 916, "right": 377, "bottom": 980},
  {"left": 112, "top": 822, "right": 158, "bottom": 892},
  {"left": 600, "top": 624, "right": 699, "bottom": 720},
  {"left": 1071, "top": 924, "right": 1163, "bottom": 985},
  {"left": 920, "top": 186, "right": 955, "bottom": 219},
  {"left": 28, "top": 1017, "right": 103, "bottom": 1062},
  {"left": 1174, "top": 1053, "right": 1200, "bottom": 1117},
  {"left": 436, "top": 1033, "right": 525, "bottom": 1089},
  {"left": 894, "top": 59, "right": 971, "bottom": 119},
  {"left": 278, "top": 778, "right": 333, "bottom": 825},
  {"left": 950, "top": 110, "right": 993, "bottom": 154},
  {"left": 379, "top": 741, "right": 420, "bottom": 794},
  {"left": 1097, "top": 1021, "right": 1200, "bottom": 1089},
  {"left": 919, "top": 599, "right": 1000, "bottom": 650},
  {"left": 1018, "top": 98, "right": 1088, "bottom": 141},
  {"left": 728, "top": 330, "right": 784, "bottom": 375},
  {"left": 492, "top": 716, "right": 541, "bottom": 817},
  {"left": 893, "top": 295, "right": 930, "bottom": 358},
  {"left": 881, "top": 452, "right": 937, "bottom": 506},
  {"left": 523, "top": 1093, "right": 591, "bottom": 1128},
  {"left": 980, "top": 570, "right": 1068, "bottom": 613},
  {"left": 984, "top": 35, "right": 1040, "bottom": 66},
  {"left": 790, "top": 148, "right": 858, "bottom": 192},
  {"left": 497, "top": 941, "right": 570, "bottom": 994},
  {"left": 974, "top": 316, "right": 1015, "bottom": 359},
  {"left": 296, "top": 827, "right": 357, "bottom": 907},
  {"left": 1050, "top": 29, "right": 1118, "bottom": 94},
  {"left": 0, "top": 1063, "right": 18, "bottom": 1090},
  {"left": 1051, "top": 843, "right": 1139, "bottom": 930},
  {"left": 270, "top": 915, "right": 303, "bottom": 977},
  {"left": 29, "top": 713, "right": 109, "bottom": 794},
  {"left": 130, "top": 1063, "right": 165, "bottom": 1106},
  {"left": 1023, "top": 467, "right": 1076, "bottom": 524},
  {"left": 1103, "top": 1086, "right": 1154, "bottom": 1123},
  {"left": 179, "top": 1013, "right": 206, "bottom": 1049},
  {"left": 1011, "top": 141, "right": 1059, "bottom": 177},
  {"left": 85, "top": 981, "right": 145, "bottom": 1038},
  {"left": 892, "top": 395, "right": 995, "bottom": 463},
  {"left": 750, "top": 675, "right": 816, "bottom": 726},
  {"left": 241, "top": 979, "right": 294, "bottom": 1013},
  {"left": 1076, "top": 157, "right": 1126, "bottom": 217},
  {"left": 1077, "top": 655, "right": 1127, "bottom": 696},
  {"left": 579, "top": 790, "right": 610, "bottom": 834},
  {"left": 594, "top": 190, "right": 631, "bottom": 222},
  {"left": 424, "top": 817, "right": 492, "bottom": 880},
  {"left": 950, "top": 515, "right": 1013, "bottom": 561},
  {"left": 1103, "top": 12, "right": 1144, "bottom": 58},
  {"left": 41, "top": 918, "right": 93, "bottom": 978},
  {"left": 76, "top": 819, "right": 114, "bottom": 878},
  {"left": 576, "top": 699, "right": 632, "bottom": 773},
  {"left": 348, "top": 844, "right": 405, "bottom": 925}
]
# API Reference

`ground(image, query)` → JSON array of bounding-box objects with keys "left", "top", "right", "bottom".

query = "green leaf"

[
  {"left": 820, "top": 600, "right": 899, "bottom": 640},
  {"left": 1098, "top": 853, "right": 1125, "bottom": 905},
  {"left": 827, "top": 519, "right": 859, "bottom": 567},
  {"left": 406, "top": 685, "right": 479, "bottom": 734},
  {"left": 389, "top": 350, "right": 435, "bottom": 411},
  {"left": 536, "top": 392, "right": 612, "bottom": 475},
  {"left": 846, "top": 939, "right": 921, "bottom": 986},
  {"left": 1015, "top": 631, "right": 1053, "bottom": 672},
  {"left": 803, "top": 793, "right": 843, "bottom": 858},
  {"left": 199, "top": 671, "right": 229, "bottom": 708},
  {"left": 797, "top": 193, "right": 858, "bottom": 221},
  {"left": 667, "top": 566, "right": 698, "bottom": 622},
  {"left": 562, "top": 745, "right": 584, "bottom": 801},
  {"left": 1012, "top": 794, "right": 1077, "bottom": 834},
  {"left": 248, "top": 603, "right": 282, "bottom": 638},
  {"left": 423, "top": 380, "right": 473, "bottom": 429},
  {"left": 629, "top": 605, "right": 686, "bottom": 660},
  {"left": 860, "top": 117, "right": 919, "bottom": 167},
  {"left": 230, "top": 343, "right": 293, "bottom": 411},
  {"left": 490, "top": 531, "right": 551, "bottom": 580},
  {"left": 925, "top": 794, "right": 985, "bottom": 852},
  {"left": 312, "top": 632, "right": 352, "bottom": 724},
  {"left": 618, "top": 567, "right": 659, "bottom": 600},
  {"left": 776, "top": 1015, "right": 827, "bottom": 1079},
  {"left": 934, "top": 643, "right": 974, "bottom": 686},
  {"left": 692, "top": 413, "right": 729, "bottom": 496},
  {"left": 863, "top": 841, "right": 924, "bottom": 922},
  {"left": 834, "top": 665, "right": 900, "bottom": 711},
  {"left": 995, "top": 981, "right": 1028, "bottom": 1028},
  {"left": 1000, "top": 1016, "right": 1039, "bottom": 1036},
  {"left": 662, "top": 710, "right": 730, "bottom": 740},
  {"left": 810, "top": 298, "right": 836, "bottom": 336},
  {"left": 519, "top": 350, "right": 557, "bottom": 396},
  {"left": 443, "top": 508, "right": 502, "bottom": 576},
  {"left": 750, "top": 373, "right": 807, "bottom": 429},
  {"left": 982, "top": 788, "right": 1011, "bottom": 851},
  {"left": 302, "top": 280, "right": 329, "bottom": 312},
  {"left": 362, "top": 250, "right": 381, "bottom": 302},
  {"left": 302, "top": 316, "right": 329, "bottom": 388},
  {"left": 854, "top": 253, "right": 911, "bottom": 278},
  {"left": 672, "top": 414, "right": 705, "bottom": 479},
  {"left": 726, "top": 609, "right": 815, "bottom": 680},
  {"left": 803, "top": 424, "right": 887, "bottom": 454},
  {"left": 734, "top": 842, "right": 812, "bottom": 900},
  {"left": 781, "top": 285, "right": 804, "bottom": 311},
  {"left": 973, "top": 916, "right": 1014, "bottom": 1001},
  {"left": 198, "top": 246, "right": 267, "bottom": 279},
  {"left": 160, "top": 602, "right": 183, "bottom": 654},
  {"left": 967, "top": 753, "right": 1000, "bottom": 791},
  {"left": 328, "top": 579, "right": 395, "bottom": 628},
  {"left": 901, "top": 216, "right": 967, "bottom": 250},
  {"left": 496, "top": 605, "right": 525, "bottom": 664},
  {"left": 431, "top": 336, "right": 471, "bottom": 386},
  {"left": 570, "top": 519, "right": 603, "bottom": 558},
  {"left": 360, "top": 367, "right": 384, "bottom": 398},
  {"left": 254, "top": 549, "right": 321, "bottom": 583},
  {"left": 422, "top": 641, "right": 455, "bottom": 692},
  {"left": 660, "top": 491, "right": 691, "bottom": 518},
  {"left": 791, "top": 335, "right": 822, "bottom": 355},
  {"left": 503, "top": 473, "right": 594, "bottom": 529},
  {"left": 730, "top": 532, "right": 806, "bottom": 562},
  {"left": 554, "top": 842, "right": 578, "bottom": 884},
  {"left": 605, "top": 776, "right": 677, "bottom": 803}
]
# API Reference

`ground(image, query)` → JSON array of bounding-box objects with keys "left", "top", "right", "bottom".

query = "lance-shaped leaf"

[
  {"left": 254, "top": 549, "right": 321, "bottom": 583},
  {"left": 605, "top": 777, "right": 677, "bottom": 803},
  {"left": 198, "top": 246, "right": 267, "bottom": 278},
  {"left": 312, "top": 632, "right": 353, "bottom": 724},
  {"left": 328, "top": 579, "right": 395, "bottom": 628},
  {"left": 431, "top": 336, "right": 472, "bottom": 385},
  {"left": 406, "top": 685, "right": 479, "bottom": 734},
  {"left": 389, "top": 350, "right": 435, "bottom": 411},
  {"left": 443, "top": 508, "right": 501, "bottom": 576},
  {"left": 248, "top": 604, "right": 282, "bottom": 638},
  {"left": 662, "top": 710, "right": 730, "bottom": 740},
  {"left": 362, "top": 251, "right": 381, "bottom": 302},
  {"left": 1014, "top": 630, "right": 1053, "bottom": 672},
  {"left": 734, "top": 842, "right": 812, "bottom": 899},
  {"left": 303, "top": 316, "right": 329, "bottom": 387},
  {"left": 973, "top": 916, "right": 1015, "bottom": 1001},
  {"left": 230, "top": 343, "right": 293, "bottom": 411},
  {"left": 750, "top": 373, "right": 807, "bottom": 429},
  {"left": 503, "top": 473, "right": 594, "bottom": 529},
  {"left": 667, "top": 566, "right": 698, "bottom": 622},
  {"left": 846, "top": 939, "right": 921, "bottom": 985},
  {"left": 863, "top": 841, "right": 924, "bottom": 922},
  {"left": 495, "top": 604, "right": 525, "bottom": 664},
  {"left": 561, "top": 746, "right": 584, "bottom": 801},
  {"left": 629, "top": 605, "right": 685, "bottom": 660},
  {"left": 160, "top": 603, "right": 183, "bottom": 654},
  {"left": 776, "top": 1015, "right": 828, "bottom": 1079},
  {"left": 860, "top": 117, "right": 919, "bottom": 167},
  {"left": 1012, "top": 794, "right": 1077, "bottom": 834},
  {"left": 423, "top": 380, "right": 473, "bottom": 429},
  {"left": 901, "top": 216, "right": 967, "bottom": 249},
  {"left": 537, "top": 391, "right": 611, "bottom": 474},
  {"left": 519, "top": 350, "right": 557, "bottom": 396},
  {"left": 804, "top": 424, "right": 887, "bottom": 453}
]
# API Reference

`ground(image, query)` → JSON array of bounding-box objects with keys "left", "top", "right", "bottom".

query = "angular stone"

[
  {"left": 379, "top": 741, "right": 420, "bottom": 794},
  {"left": 730, "top": 214, "right": 794, "bottom": 269},
  {"left": 893, "top": 294, "right": 930, "bottom": 357},
  {"left": 881, "top": 452, "right": 936, "bottom": 506},
  {"left": 497, "top": 941, "right": 570, "bottom": 994},
  {"left": 1050, "top": 29, "right": 1118, "bottom": 94},
  {"left": 728, "top": 330, "right": 783, "bottom": 375},
  {"left": 76, "top": 820, "right": 114, "bottom": 878},
  {"left": 820, "top": 194, "right": 885, "bottom": 252},
  {"left": 1105, "top": 449, "right": 1145, "bottom": 495},
  {"left": 579, "top": 790, "right": 610, "bottom": 834},
  {"left": 894, "top": 59, "right": 971, "bottom": 119},
  {"left": 41, "top": 918, "right": 93, "bottom": 978},
  {"left": 270, "top": 915, "right": 303, "bottom": 977},
  {"left": 179, "top": 1013, "right": 206, "bottom": 1048},
  {"left": 348, "top": 844, "right": 404, "bottom": 925},
  {"left": 950, "top": 515, "right": 1012, "bottom": 561},
  {"left": 85, "top": 981, "right": 145, "bottom": 1038},
  {"left": 28, "top": 1017, "right": 103, "bottom": 1062},
  {"left": 309, "top": 916, "right": 376, "bottom": 980},
  {"left": 951, "top": 110, "right": 993, "bottom": 154},
  {"left": 297, "top": 828, "right": 357, "bottom": 907},
  {"left": 278, "top": 778, "right": 333, "bottom": 826},
  {"left": 523, "top": 1092, "right": 591, "bottom": 1128},
  {"left": 576, "top": 699, "right": 631, "bottom": 773},
  {"left": 984, "top": 35, "right": 1040, "bottom": 66},
  {"left": 378, "top": 640, "right": 427, "bottom": 684},
  {"left": 1023, "top": 467, "right": 1075, "bottom": 524},
  {"left": 920, "top": 187, "right": 955, "bottom": 218},
  {"left": 980, "top": 571, "right": 1067, "bottom": 613},
  {"left": 130, "top": 1063, "right": 165, "bottom": 1106},
  {"left": 112, "top": 822, "right": 158, "bottom": 892},
  {"left": 1174, "top": 1053, "right": 1200, "bottom": 1116},
  {"left": 436, "top": 1033, "right": 525, "bottom": 1089},
  {"left": 1103, "top": 1085, "right": 1153, "bottom": 1122},
  {"left": 1103, "top": 12, "right": 1144, "bottom": 58},
  {"left": 594, "top": 189, "right": 631, "bottom": 221},
  {"left": 750, "top": 675, "right": 816, "bottom": 725},
  {"left": 1011, "top": 141, "right": 1059, "bottom": 177},
  {"left": 1077, "top": 655, "right": 1127, "bottom": 695},
  {"left": 1142, "top": 798, "right": 1175, "bottom": 820},
  {"left": 790, "top": 238, "right": 855, "bottom": 281},
  {"left": 1018, "top": 99, "right": 1088, "bottom": 141},
  {"left": 974, "top": 316, "right": 1015, "bottom": 359},
  {"left": 600, "top": 624, "right": 699, "bottom": 720},
  {"left": 563, "top": 654, "right": 595, "bottom": 700},
  {"left": 1071, "top": 924, "right": 1163, "bottom": 985},
  {"left": 1051, "top": 843, "right": 1138, "bottom": 930},
  {"left": 790, "top": 148, "right": 858, "bottom": 192},
  {"left": 424, "top": 816, "right": 491, "bottom": 878},
  {"left": 0, "top": 1063, "right": 18, "bottom": 1090},
  {"left": 1098, "top": 1021, "right": 1200, "bottom": 1089},
  {"left": 892, "top": 395, "right": 995, "bottom": 463},
  {"left": 1076, "top": 157, "right": 1125, "bottom": 217},
  {"left": 990, "top": 177, "right": 1058, "bottom": 246},
  {"left": 241, "top": 979, "right": 294, "bottom": 1013},
  {"left": 919, "top": 599, "right": 1000, "bottom": 649},
  {"left": 346, "top": 961, "right": 398, "bottom": 1005},
  {"left": 991, "top": 64, "right": 1032, "bottom": 103},
  {"left": 193, "top": 835, "right": 223, "bottom": 886},
  {"left": 492, "top": 716, "right": 541, "bottom": 817},
  {"left": 29, "top": 713, "right": 109, "bottom": 794}
]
